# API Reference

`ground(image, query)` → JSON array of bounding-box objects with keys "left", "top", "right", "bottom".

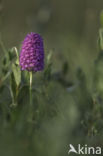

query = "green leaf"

[
  {"left": 12, "top": 64, "right": 21, "bottom": 87},
  {"left": 8, "top": 47, "right": 19, "bottom": 64},
  {"left": 47, "top": 50, "right": 53, "bottom": 64},
  {"left": 12, "top": 47, "right": 19, "bottom": 65},
  {"left": 10, "top": 72, "right": 17, "bottom": 105}
]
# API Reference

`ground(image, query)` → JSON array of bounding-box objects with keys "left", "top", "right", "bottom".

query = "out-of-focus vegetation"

[{"left": 0, "top": 0, "right": 103, "bottom": 156}]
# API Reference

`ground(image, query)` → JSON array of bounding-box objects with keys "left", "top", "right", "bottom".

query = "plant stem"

[
  {"left": 29, "top": 72, "right": 33, "bottom": 107},
  {"left": 28, "top": 72, "right": 33, "bottom": 122}
]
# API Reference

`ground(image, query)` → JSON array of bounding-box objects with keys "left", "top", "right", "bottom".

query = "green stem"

[
  {"left": 28, "top": 72, "right": 33, "bottom": 122},
  {"left": 29, "top": 72, "right": 33, "bottom": 107}
]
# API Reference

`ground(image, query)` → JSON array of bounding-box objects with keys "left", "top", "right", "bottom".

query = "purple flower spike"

[{"left": 19, "top": 32, "right": 44, "bottom": 72}]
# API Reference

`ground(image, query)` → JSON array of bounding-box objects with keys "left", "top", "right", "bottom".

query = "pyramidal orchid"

[{"left": 19, "top": 33, "right": 45, "bottom": 121}]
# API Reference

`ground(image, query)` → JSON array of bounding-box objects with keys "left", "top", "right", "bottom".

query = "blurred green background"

[
  {"left": 0, "top": 0, "right": 102, "bottom": 73},
  {"left": 0, "top": 0, "right": 103, "bottom": 156}
]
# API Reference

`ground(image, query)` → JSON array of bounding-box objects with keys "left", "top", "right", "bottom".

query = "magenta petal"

[{"left": 19, "top": 32, "right": 44, "bottom": 72}]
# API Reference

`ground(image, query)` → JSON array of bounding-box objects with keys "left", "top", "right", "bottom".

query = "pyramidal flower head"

[{"left": 19, "top": 32, "right": 44, "bottom": 72}]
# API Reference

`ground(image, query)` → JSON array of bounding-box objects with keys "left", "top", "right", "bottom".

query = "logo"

[{"left": 68, "top": 144, "right": 101, "bottom": 155}]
